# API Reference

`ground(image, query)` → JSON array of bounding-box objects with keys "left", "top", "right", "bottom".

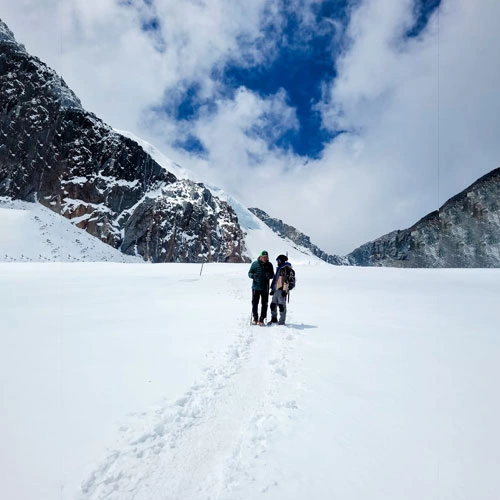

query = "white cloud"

[
  {"left": 1, "top": 0, "right": 273, "bottom": 128},
  {"left": 303, "top": 0, "right": 500, "bottom": 252},
  {"left": 148, "top": 87, "right": 300, "bottom": 199}
]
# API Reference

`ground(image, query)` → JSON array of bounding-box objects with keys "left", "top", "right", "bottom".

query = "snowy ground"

[
  {"left": 1, "top": 262, "right": 499, "bottom": 500},
  {"left": 0, "top": 198, "right": 140, "bottom": 263}
]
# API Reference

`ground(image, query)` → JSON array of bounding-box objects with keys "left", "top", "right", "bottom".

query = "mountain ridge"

[
  {"left": 0, "top": 18, "right": 247, "bottom": 263},
  {"left": 248, "top": 207, "right": 347, "bottom": 265},
  {"left": 346, "top": 167, "right": 500, "bottom": 267}
]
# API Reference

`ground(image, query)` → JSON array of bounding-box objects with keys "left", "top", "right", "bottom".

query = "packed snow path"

[{"left": 81, "top": 319, "right": 304, "bottom": 500}]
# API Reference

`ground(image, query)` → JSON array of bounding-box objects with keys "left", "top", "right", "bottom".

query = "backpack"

[{"left": 281, "top": 266, "right": 296, "bottom": 292}]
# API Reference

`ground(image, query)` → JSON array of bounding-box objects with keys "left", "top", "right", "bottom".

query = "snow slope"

[
  {"left": 1, "top": 262, "right": 499, "bottom": 500},
  {"left": 0, "top": 197, "right": 141, "bottom": 262}
]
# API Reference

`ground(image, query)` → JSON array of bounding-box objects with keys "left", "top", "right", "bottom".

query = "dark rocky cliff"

[
  {"left": 0, "top": 19, "right": 248, "bottom": 263},
  {"left": 248, "top": 207, "right": 347, "bottom": 265},
  {"left": 347, "top": 168, "right": 500, "bottom": 267}
]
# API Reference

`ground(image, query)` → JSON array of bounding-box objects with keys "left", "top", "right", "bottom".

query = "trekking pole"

[
  {"left": 264, "top": 279, "right": 270, "bottom": 325},
  {"left": 261, "top": 280, "right": 269, "bottom": 324},
  {"left": 250, "top": 288, "right": 254, "bottom": 325}
]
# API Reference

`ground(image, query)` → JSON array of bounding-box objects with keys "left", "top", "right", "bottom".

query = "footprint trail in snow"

[{"left": 80, "top": 317, "right": 304, "bottom": 500}]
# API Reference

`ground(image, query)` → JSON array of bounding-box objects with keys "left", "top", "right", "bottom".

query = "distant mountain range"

[
  {"left": 253, "top": 169, "right": 500, "bottom": 268},
  {"left": 1, "top": 18, "right": 499, "bottom": 267}
]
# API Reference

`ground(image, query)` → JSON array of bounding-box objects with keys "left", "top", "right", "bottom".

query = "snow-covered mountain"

[
  {"left": 0, "top": 192, "right": 325, "bottom": 266},
  {"left": 116, "top": 131, "right": 327, "bottom": 265},
  {"left": 0, "top": 19, "right": 246, "bottom": 263},
  {"left": 248, "top": 207, "right": 347, "bottom": 265},
  {"left": 0, "top": 19, "right": 327, "bottom": 266}
]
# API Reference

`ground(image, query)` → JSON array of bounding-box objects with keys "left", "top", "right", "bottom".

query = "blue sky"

[
  {"left": 1, "top": 0, "right": 499, "bottom": 254},
  {"left": 150, "top": 0, "right": 441, "bottom": 160}
]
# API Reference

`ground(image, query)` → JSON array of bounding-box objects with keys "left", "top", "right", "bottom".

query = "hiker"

[
  {"left": 269, "top": 254, "right": 296, "bottom": 325},
  {"left": 248, "top": 250, "right": 274, "bottom": 325}
]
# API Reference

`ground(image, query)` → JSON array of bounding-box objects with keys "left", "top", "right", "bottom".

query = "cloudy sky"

[{"left": 1, "top": 0, "right": 500, "bottom": 254}]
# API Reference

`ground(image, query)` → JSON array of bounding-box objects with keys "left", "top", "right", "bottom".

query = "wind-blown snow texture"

[{"left": 1, "top": 260, "right": 500, "bottom": 500}]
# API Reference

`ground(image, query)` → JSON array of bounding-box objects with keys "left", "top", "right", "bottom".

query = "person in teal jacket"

[{"left": 248, "top": 250, "right": 274, "bottom": 325}]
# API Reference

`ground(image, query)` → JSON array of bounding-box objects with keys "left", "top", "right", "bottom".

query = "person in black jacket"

[{"left": 248, "top": 250, "right": 274, "bottom": 325}]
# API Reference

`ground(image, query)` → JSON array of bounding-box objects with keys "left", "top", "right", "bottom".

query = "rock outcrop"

[
  {"left": 0, "top": 19, "right": 247, "bottom": 263},
  {"left": 347, "top": 168, "right": 500, "bottom": 267}
]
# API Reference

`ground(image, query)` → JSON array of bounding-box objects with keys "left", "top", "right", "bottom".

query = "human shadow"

[{"left": 286, "top": 323, "right": 318, "bottom": 331}]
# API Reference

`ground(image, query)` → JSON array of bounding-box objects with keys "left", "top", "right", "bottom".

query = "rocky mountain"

[
  {"left": 3, "top": 16, "right": 499, "bottom": 269},
  {"left": 0, "top": 19, "right": 248, "bottom": 263},
  {"left": 248, "top": 207, "right": 347, "bottom": 265},
  {"left": 347, "top": 167, "right": 500, "bottom": 267}
]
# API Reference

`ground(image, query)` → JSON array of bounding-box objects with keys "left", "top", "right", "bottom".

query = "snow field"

[
  {"left": 80, "top": 318, "right": 303, "bottom": 500},
  {"left": 1, "top": 263, "right": 499, "bottom": 500}
]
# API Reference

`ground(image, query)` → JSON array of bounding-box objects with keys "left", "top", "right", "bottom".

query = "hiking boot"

[
  {"left": 270, "top": 317, "right": 278, "bottom": 324},
  {"left": 252, "top": 319, "right": 258, "bottom": 325},
  {"left": 258, "top": 319, "right": 265, "bottom": 326}
]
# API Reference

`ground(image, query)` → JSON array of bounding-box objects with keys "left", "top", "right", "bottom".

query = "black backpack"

[{"left": 282, "top": 266, "right": 296, "bottom": 291}]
